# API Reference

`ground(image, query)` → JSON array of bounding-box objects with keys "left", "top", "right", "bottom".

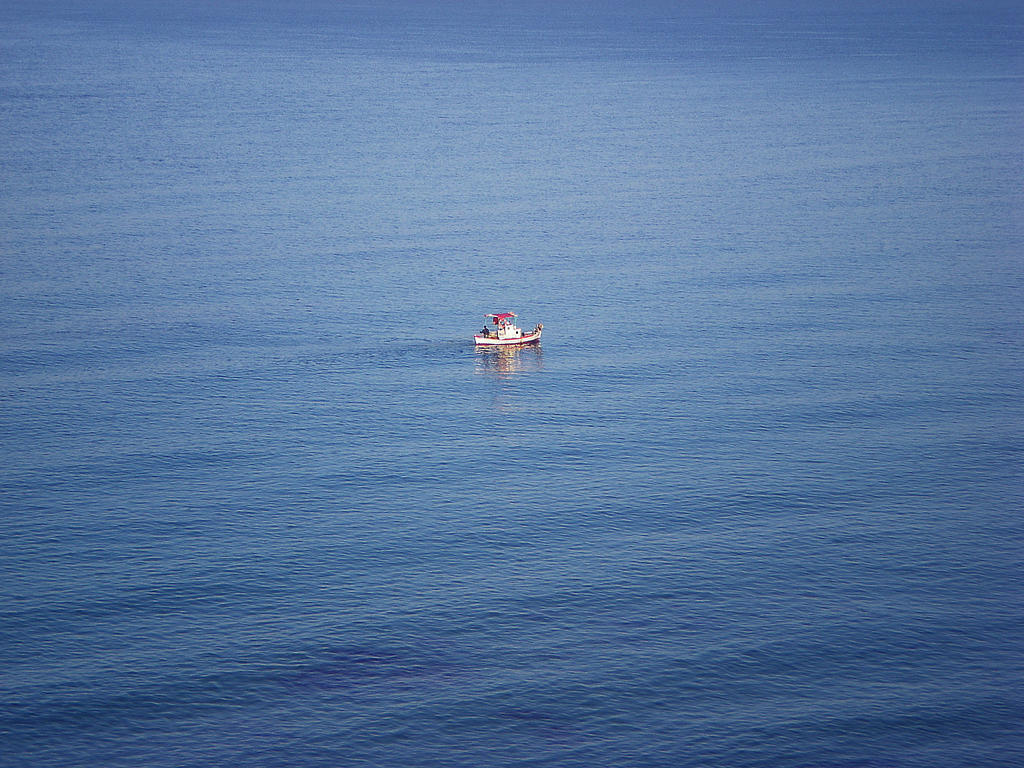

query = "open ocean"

[{"left": 2, "top": 1, "right": 1022, "bottom": 766}]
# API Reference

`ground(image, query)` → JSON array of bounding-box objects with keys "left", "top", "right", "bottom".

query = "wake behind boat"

[{"left": 474, "top": 312, "right": 542, "bottom": 346}]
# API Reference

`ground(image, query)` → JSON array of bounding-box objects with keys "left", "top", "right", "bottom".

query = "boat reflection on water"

[{"left": 474, "top": 343, "right": 543, "bottom": 376}]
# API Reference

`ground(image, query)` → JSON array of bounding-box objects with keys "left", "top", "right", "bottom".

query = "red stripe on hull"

[{"left": 474, "top": 333, "right": 542, "bottom": 346}]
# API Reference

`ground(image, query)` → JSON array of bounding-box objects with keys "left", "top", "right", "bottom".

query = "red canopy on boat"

[{"left": 486, "top": 312, "right": 516, "bottom": 320}]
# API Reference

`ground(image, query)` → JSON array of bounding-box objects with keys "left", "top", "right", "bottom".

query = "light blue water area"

[{"left": 2, "top": 2, "right": 1023, "bottom": 766}]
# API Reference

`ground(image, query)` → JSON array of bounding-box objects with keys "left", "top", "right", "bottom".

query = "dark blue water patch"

[{"left": 279, "top": 642, "right": 461, "bottom": 691}]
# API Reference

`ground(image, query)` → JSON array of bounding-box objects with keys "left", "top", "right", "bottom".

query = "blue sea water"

[{"left": 2, "top": 1, "right": 1023, "bottom": 766}]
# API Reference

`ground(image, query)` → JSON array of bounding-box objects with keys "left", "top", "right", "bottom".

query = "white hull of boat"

[{"left": 473, "top": 329, "right": 542, "bottom": 346}]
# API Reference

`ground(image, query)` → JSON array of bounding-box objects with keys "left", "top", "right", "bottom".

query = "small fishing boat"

[{"left": 474, "top": 312, "right": 543, "bottom": 346}]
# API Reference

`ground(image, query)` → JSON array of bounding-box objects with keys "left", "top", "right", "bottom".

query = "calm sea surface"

[{"left": 2, "top": 2, "right": 1022, "bottom": 766}]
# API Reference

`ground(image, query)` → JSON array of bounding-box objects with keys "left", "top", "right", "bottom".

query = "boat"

[{"left": 474, "top": 312, "right": 542, "bottom": 346}]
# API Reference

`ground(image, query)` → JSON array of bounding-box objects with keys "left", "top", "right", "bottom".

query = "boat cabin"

[{"left": 480, "top": 312, "right": 522, "bottom": 341}]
